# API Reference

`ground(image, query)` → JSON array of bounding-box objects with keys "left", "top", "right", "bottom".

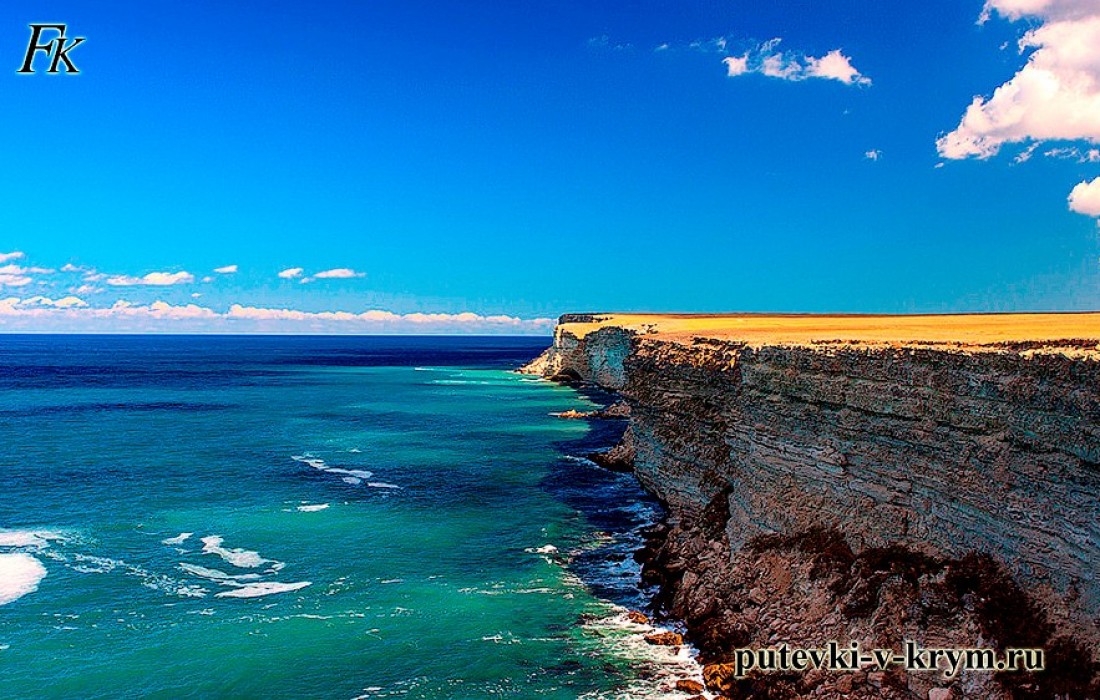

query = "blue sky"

[{"left": 1, "top": 0, "right": 1099, "bottom": 333}]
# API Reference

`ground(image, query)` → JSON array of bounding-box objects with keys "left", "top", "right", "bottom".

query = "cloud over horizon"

[
  {"left": 0, "top": 253, "right": 546, "bottom": 334},
  {"left": 279, "top": 266, "right": 367, "bottom": 283},
  {"left": 0, "top": 263, "right": 53, "bottom": 287},
  {"left": 106, "top": 271, "right": 195, "bottom": 287},
  {"left": 13, "top": 295, "right": 88, "bottom": 309},
  {"left": 310, "top": 268, "right": 365, "bottom": 279},
  {"left": 0, "top": 297, "right": 553, "bottom": 334}
]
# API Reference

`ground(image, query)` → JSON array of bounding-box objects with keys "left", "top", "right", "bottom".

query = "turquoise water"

[{"left": 0, "top": 336, "right": 697, "bottom": 699}]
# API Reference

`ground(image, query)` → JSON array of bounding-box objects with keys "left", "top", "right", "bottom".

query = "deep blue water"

[{"left": 0, "top": 336, "right": 699, "bottom": 699}]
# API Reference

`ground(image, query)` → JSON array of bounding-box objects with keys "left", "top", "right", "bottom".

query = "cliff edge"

[{"left": 525, "top": 312, "right": 1100, "bottom": 699}]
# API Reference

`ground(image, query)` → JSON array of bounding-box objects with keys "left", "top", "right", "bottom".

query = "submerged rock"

[
  {"left": 551, "top": 409, "right": 589, "bottom": 419},
  {"left": 674, "top": 679, "right": 704, "bottom": 693},
  {"left": 586, "top": 426, "right": 635, "bottom": 472},
  {"left": 644, "top": 631, "right": 683, "bottom": 646},
  {"left": 553, "top": 402, "right": 630, "bottom": 420}
]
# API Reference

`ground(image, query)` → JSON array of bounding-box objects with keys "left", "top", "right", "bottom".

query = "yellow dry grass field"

[{"left": 560, "top": 312, "right": 1100, "bottom": 355}]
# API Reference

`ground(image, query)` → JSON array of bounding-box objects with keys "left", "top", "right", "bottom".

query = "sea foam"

[
  {"left": 179, "top": 562, "right": 262, "bottom": 583},
  {"left": 292, "top": 454, "right": 378, "bottom": 484},
  {"left": 578, "top": 608, "right": 712, "bottom": 700},
  {"left": 0, "top": 529, "right": 65, "bottom": 549},
  {"left": 200, "top": 536, "right": 272, "bottom": 569},
  {"left": 214, "top": 581, "right": 311, "bottom": 598},
  {"left": 0, "top": 553, "right": 47, "bottom": 606},
  {"left": 326, "top": 468, "right": 373, "bottom": 479},
  {"left": 291, "top": 454, "right": 328, "bottom": 469}
]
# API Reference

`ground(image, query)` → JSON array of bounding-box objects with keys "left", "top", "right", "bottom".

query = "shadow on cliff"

[{"left": 658, "top": 522, "right": 1100, "bottom": 699}]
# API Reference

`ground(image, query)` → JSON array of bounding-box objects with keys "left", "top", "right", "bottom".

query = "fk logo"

[{"left": 17, "top": 24, "right": 85, "bottom": 74}]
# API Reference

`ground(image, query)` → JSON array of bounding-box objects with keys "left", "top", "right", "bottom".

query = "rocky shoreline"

[
  {"left": 538, "top": 379, "right": 710, "bottom": 698},
  {"left": 525, "top": 313, "right": 1100, "bottom": 700}
]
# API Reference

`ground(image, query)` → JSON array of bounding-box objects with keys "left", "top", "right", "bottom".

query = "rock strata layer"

[{"left": 523, "top": 313, "right": 1100, "bottom": 699}]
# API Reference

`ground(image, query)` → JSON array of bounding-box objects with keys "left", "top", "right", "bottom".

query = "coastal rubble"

[{"left": 551, "top": 401, "right": 632, "bottom": 420}]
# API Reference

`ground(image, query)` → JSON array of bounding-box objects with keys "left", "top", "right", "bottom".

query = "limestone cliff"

[
  {"left": 523, "top": 315, "right": 634, "bottom": 389},
  {"left": 526, "top": 313, "right": 1100, "bottom": 699}
]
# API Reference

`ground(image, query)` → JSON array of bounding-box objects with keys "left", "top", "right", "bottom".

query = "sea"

[{"left": 0, "top": 335, "right": 705, "bottom": 699}]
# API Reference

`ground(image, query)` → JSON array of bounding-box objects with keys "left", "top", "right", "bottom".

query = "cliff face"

[
  {"left": 524, "top": 316, "right": 634, "bottom": 390},
  {"left": 627, "top": 337, "right": 1100, "bottom": 608},
  {"left": 527, "top": 314, "right": 1100, "bottom": 699}
]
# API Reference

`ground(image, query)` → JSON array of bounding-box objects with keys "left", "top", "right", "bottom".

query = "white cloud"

[
  {"left": 0, "top": 264, "right": 52, "bottom": 287},
  {"left": 722, "top": 54, "right": 749, "bottom": 77},
  {"left": 1015, "top": 142, "right": 1041, "bottom": 162},
  {"left": 403, "top": 311, "right": 526, "bottom": 324},
  {"left": 106, "top": 271, "right": 194, "bottom": 286},
  {"left": 805, "top": 50, "right": 872, "bottom": 85},
  {"left": 587, "top": 35, "right": 632, "bottom": 51},
  {"left": 226, "top": 305, "right": 305, "bottom": 321},
  {"left": 18, "top": 295, "right": 88, "bottom": 308},
  {"left": 147, "top": 300, "right": 218, "bottom": 319},
  {"left": 690, "top": 37, "right": 729, "bottom": 53},
  {"left": 1043, "top": 146, "right": 1100, "bottom": 161},
  {"left": 761, "top": 52, "right": 802, "bottom": 80},
  {"left": 225, "top": 304, "right": 536, "bottom": 328},
  {"left": 1, "top": 295, "right": 88, "bottom": 309},
  {"left": 979, "top": 0, "right": 1096, "bottom": 23},
  {"left": 227, "top": 305, "right": 383, "bottom": 322},
  {"left": 865, "top": 149, "right": 883, "bottom": 161},
  {"left": 938, "top": 1, "right": 1100, "bottom": 159},
  {"left": 0, "top": 264, "right": 52, "bottom": 275},
  {"left": 311, "top": 268, "right": 365, "bottom": 279},
  {"left": 0, "top": 256, "right": 547, "bottom": 333},
  {"left": 688, "top": 37, "right": 872, "bottom": 85},
  {"left": 0, "top": 298, "right": 553, "bottom": 334},
  {"left": 1068, "top": 176, "right": 1100, "bottom": 217},
  {"left": 0, "top": 251, "right": 24, "bottom": 264},
  {"left": 213, "top": 265, "right": 238, "bottom": 274},
  {"left": 0, "top": 271, "right": 31, "bottom": 286}
]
